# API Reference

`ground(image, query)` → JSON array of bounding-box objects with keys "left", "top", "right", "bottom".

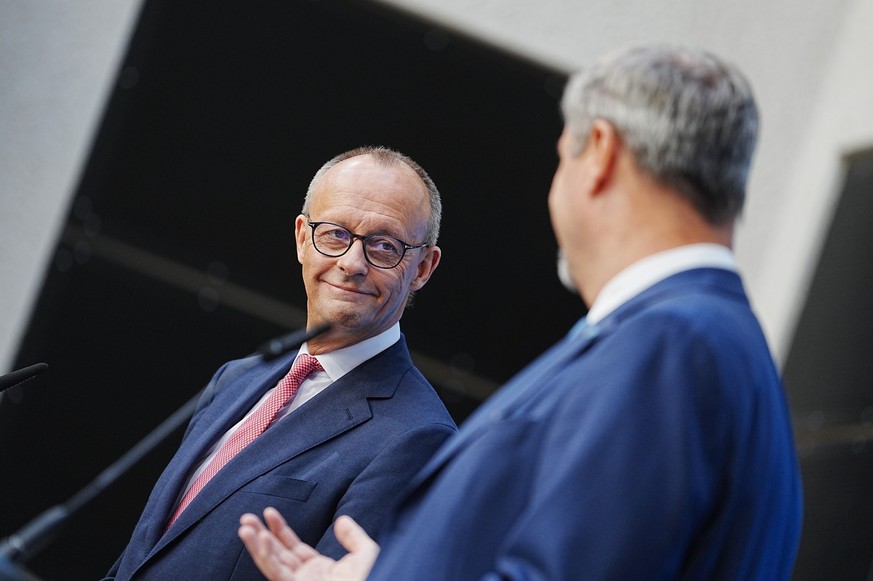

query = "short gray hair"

[
  {"left": 302, "top": 146, "right": 442, "bottom": 245},
  {"left": 561, "top": 45, "right": 758, "bottom": 225}
]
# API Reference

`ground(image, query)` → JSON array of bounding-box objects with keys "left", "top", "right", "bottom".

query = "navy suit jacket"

[
  {"left": 372, "top": 269, "right": 803, "bottom": 580},
  {"left": 106, "top": 336, "right": 456, "bottom": 580}
]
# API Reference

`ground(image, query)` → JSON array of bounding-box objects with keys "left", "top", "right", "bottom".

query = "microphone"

[
  {"left": 0, "top": 363, "right": 48, "bottom": 393},
  {"left": 257, "top": 323, "right": 332, "bottom": 361}
]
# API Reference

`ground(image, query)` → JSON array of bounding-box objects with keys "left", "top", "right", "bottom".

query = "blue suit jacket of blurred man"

[{"left": 371, "top": 266, "right": 802, "bottom": 579}]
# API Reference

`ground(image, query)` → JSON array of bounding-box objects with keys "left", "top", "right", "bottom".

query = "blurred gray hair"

[
  {"left": 302, "top": 146, "right": 442, "bottom": 245},
  {"left": 561, "top": 45, "right": 758, "bottom": 225}
]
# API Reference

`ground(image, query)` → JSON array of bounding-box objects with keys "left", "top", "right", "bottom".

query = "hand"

[{"left": 238, "top": 507, "right": 380, "bottom": 581}]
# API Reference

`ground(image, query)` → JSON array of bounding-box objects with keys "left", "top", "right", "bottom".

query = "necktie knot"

[
  {"left": 288, "top": 353, "right": 323, "bottom": 384},
  {"left": 272, "top": 353, "right": 323, "bottom": 410}
]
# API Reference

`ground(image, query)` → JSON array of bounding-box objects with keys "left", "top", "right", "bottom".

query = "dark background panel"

[
  {"left": 791, "top": 443, "right": 873, "bottom": 581},
  {"left": 78, "top": 0, "right": 578, "bottom": 380},
  {"left": 784, "top": 152, "right": 873, "bottom": 424},
  {"left": 1, "top": 250, "right": 284, "bottom": 579},
  {"left": 0, "top": 0, "right": 576, "bottom": 578},
  {"left": 783, "top": 149, "right": 873, "bottom": 580}
]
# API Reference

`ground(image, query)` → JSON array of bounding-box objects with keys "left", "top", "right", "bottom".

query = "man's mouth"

[{"left": 326, "top": 281, "right": 373, "bottom": 297}]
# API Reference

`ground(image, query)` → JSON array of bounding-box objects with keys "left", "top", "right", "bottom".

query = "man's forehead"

[
  {"left": 328, "top": 154, "right": 417, "bottom": 181},
  {"left": 317, "top": 157, "right": 426, "bottom": 201},
  {"left": 310, "top": 164, "right": 428, "bottom": 232}
]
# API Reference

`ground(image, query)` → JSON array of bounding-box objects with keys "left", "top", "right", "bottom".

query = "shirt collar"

[
  {"left": 585, "top": 243, "right": 736, "bottom": 325},
  {"left": 298, "top": 322, "right": 400, "bottom": 381}
]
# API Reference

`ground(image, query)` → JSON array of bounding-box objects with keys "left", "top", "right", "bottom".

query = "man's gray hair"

[
  {"left": 302, "top": 146, "right": 442, "bottom": 245},
  {"left": 561, "top": 44, "right": 758, "bottom": 225}
]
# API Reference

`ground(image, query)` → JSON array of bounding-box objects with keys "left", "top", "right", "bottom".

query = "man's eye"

[
  {"left": 327, "top": 228, "right": 350, "bottom": 241},
  {"left": 367, "top": 237, "right": 398, "bottom": 252}
]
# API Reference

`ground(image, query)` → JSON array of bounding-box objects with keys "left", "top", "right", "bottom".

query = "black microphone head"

[
  {"left": 0, "top": 363, "right": 48, "bottom": 393},
  {"left": 257, "top": 323, "right": 332, "bottom": 361}
]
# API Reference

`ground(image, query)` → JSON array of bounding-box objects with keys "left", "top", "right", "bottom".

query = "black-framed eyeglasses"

[{"left": 306, "top": 220, "right": 427, "bottom": 269}]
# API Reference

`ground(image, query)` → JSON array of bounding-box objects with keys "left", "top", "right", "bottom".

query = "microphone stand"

[
  {"left": 0, "top": 324, "right": 330, "bottom": 580},
  {"left": 0, "top": 390, "right": 202, "bottom": 580}
]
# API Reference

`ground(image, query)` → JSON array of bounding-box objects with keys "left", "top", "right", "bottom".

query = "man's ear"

[
  {"left": 409, "top": 245, "right": 441, "bottom": 292},
  {"left": 586, "top": 119, "right": 620, "bottom": 194},
  {"left": 294, "top": 214, "right": 307, "bottom": 265}
]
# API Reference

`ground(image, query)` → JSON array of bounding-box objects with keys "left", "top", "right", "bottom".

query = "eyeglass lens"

[{"left": 312, "top": 223, "right": 405, "bottom": 268}]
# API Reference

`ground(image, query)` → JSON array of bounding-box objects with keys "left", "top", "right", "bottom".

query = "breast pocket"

[{"left": 240, "top": 475, "right": 317, "bottom": 502}]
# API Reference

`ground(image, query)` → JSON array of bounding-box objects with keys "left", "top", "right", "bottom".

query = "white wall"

[
  {"left": 2, "top": 0, "right": 872, "bottom": 370},
  {"left": 0, "top": 0, "right": 142, "bottom": 371}
]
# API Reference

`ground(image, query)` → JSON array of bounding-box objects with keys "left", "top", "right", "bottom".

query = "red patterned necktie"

[{"left": 166, "top": 353, "right": 323, "bottom": 530}]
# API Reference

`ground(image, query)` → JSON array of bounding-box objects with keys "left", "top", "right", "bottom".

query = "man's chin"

[{"left": 321, "top": 308, "right": 369, "bottom": 331}]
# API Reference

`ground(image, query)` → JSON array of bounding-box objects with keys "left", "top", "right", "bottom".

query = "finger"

[
  {"left": 263, "top": 507, "right": 293, "bottom": 536},
  {"left": 240, "top": 512, "right": 268, "bottom": 532},
  {"left": 263, "top": 507, "right": 303, "bottom": 548},
  {"left": 238, "top": 524, "right": 257, "bottom": 546},
  {"left": 334, "top": 515, "right": 380, "bottom": 558},
  {"left": 262, "top": 507, "right": 322, "bottom": 562},
  {"left": 238, "top": 526, "right": 275, "bottom": 568},
  {"left": 240, "top": 525, "right": 304, "bottom": 580},
  {"left": 260, "top": 529, "right": 306, "bottom": 570}
]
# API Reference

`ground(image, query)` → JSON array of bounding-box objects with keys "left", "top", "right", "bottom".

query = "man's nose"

[{"left": 336, "top": 238, "right": 369, "bottom": 273}]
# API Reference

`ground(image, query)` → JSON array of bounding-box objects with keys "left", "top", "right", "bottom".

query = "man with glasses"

[
  {"left": 105, "top": 147, "right": 457, "bottom": 580},
  {"left": 239, "top": 44, "right": 802, "bottom": 580}
]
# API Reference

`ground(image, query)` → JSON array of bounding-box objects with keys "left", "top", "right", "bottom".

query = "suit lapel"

[
  {"left": 145, "top": 339, "right": 412, "bottom": 559},
  {"left": 136, "top": 354, "right": 294, "bottom": 554}
]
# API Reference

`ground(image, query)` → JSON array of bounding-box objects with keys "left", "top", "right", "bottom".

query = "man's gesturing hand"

[{"left": 238, "top": 507, "right": 380, "bottom": 581}]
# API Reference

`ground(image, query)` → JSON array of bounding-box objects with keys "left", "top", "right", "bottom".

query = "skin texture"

[{"left": 295, "top": 154, "right": 441, "bottom": 355}]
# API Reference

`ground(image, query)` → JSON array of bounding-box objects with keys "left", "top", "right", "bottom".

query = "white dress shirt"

[{"left": 585, "top": 244, "right": 736, "bottom": 325}]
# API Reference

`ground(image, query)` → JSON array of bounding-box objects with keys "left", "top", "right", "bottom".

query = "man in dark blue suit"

[
  {"left": 239, "top": 44, "right": 803, "bottom": 580},
  {"left": 105, "top": 146, "right": 457, "bottom": 579}
]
